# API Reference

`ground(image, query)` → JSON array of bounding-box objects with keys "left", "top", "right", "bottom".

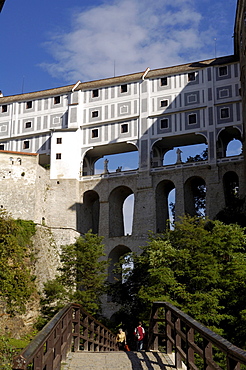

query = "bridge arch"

[
  {"left": 81, "top": 190, "right": 100, "bottom": 234},
  {"left": 156, "top": 180, "right": 175, "bottom": 232},
  {"left": 184, "top": 176, "right": 206, "bottom": 216},
  {"left": 108, "top": 244, "right": 132, "bottom": 284},
  {"left": 109, "top": 186, "right": 134, "bottom": 237},
  {"left": 223, "top": 171, "right": 239, "bottom": 206}
]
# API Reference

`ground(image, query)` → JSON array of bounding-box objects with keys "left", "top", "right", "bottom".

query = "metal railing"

[
  {"left": 12, "top": 303, "right": 117, "bottom": 370},
  {"left": 148, "top": 301, "right": 246, "bottom": 370}
]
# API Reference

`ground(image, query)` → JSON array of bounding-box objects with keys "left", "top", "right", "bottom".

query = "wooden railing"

[
  {"left": 148, "top": 301, "right": 246, "bottom": 370},
  {"left": 12, "top": 303, "right": 117, "bottom": 370}
]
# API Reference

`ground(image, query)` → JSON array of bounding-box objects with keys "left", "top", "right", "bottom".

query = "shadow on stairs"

[{"left": 61, "top": 350, "right": 176, "bottom": 369}]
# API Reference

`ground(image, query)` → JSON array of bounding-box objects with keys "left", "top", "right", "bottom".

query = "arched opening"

[
  {"left": 108, "top": 245, "right": 132, "bottom": 284},
  {"left": 217, "top": 127, "right": 242, "bottom": 158},
  {"left": 156, "top": 180, "right": 175, "bottom": 232},
  {"left": 226, "top": 139, "right": 242, "bottom": 157},
  {"left": 151, "top": 133, "right": 207, "bottom": 167},
  {"left": 123, "top": 194, "right": 134, "bottom": 235},
  {"left": 164, "top": 143, "right": 208, "bottom": 165},
  {"left": 82, "top": 142, "right": 138, "bottom": 176},
  {"left": 95, "top": 152, "right": 138, "bottom": 174},
  {"left": 109, "top": 186, "right": 134, "bottom": 237},
  {"left": 223, "top": 171, "right": 239, "bottom": 206},
  {"left": 81, "top": 190, "right": 100, "bottom": 234},
  {"left": 184, "top": 176, "right": 206, "bottom": 217}
]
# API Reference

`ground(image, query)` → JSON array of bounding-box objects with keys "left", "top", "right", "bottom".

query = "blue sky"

[{"left": 1, "top": 0, "right": 237, "bottom": 96}]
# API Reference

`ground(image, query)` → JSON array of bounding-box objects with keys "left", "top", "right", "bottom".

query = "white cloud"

[{"left": 40, "top": 0, "right": 219, "bottom": 83}]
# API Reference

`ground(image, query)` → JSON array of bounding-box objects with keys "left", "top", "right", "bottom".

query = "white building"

[{"left": 0, "top": 55, "right": 242, "bottom": 181}]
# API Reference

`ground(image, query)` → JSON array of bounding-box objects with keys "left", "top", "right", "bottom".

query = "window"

[
  {"left": 220, "top": 107, "right": 230, "bottom": 119},
  {"left": 92, "top": 111, "right": 99, "bottom": 118},
  {"left": 23, "top": 140, "right": 30, "bottom": 149},
  {"left": 54, "top": 96, "right": 61, "bottom": 105},
  {"left": 0, "top": 144, "right": 4, "bottom": 150},
  {"left": 25, "top": 122, "right": 32, "bottom": 128},
  {"left": 188, "top": 113, "right": 197, "bottom": 125},
  {"left": 219, "top": 66, "right": 228, "bottom": 77},
  {"left": 26, "top": 101, "right": 32, "bottom": 109},
  {"left": 160, "top": 100, "right": 168, "bottom": 108},
  {"left": 160, "top": 118, "right": 169, "bottom": 129},
  {"left": 92, "top": 129, "right": 98, "bottom": 138},
  {"left": 56, "top": 138, "right": 62, "bottom": 144},
  {"left": 92, "top": 89, "right": 99, "bottom": 98},
  {"left": 56, "top": 153, "right": 61, "bottom": 160},
  {"left": 121, "top": 84, "right": 127, "bottom": 93},
  {"left": 1, "top": 105, "right": 7, "bottom": 113},
  {"left": 121, "top": 124, "right": 128, "bottom": 133},
  {"left": 188, "top": 72, "right": 196, "bottom": 81},
  {"left": 160, "top": 77, "right": 168, "bottom": 86}
]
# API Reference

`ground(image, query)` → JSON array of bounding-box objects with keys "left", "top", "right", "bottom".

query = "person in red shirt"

[{"left": 134, "top": 321, "right": 145, "bottom": 351}]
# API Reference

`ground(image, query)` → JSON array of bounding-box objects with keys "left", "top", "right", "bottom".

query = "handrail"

[
  {"left": 12, "top": 303, "right": 117, "bottom": 370},
  {"left": 148, "top": 301, "right": 246, "bottom": 370}
]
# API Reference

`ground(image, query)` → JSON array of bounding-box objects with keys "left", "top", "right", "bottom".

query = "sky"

[
  {"left": 0, "top": 0, "right": 240, "bottom": 234},
  {"left": 0, "top": 0, "right": 237, "bottom": 97}
]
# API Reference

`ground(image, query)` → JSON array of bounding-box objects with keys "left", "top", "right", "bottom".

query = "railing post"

[
  {"left": 166, "top": 308, "right": 172, "bottom": 355},
  {"left": 73, "top": 307, "right": 80, "bottom": 352},
  {"left": 147, "top": 303, "right": 159, "bottom": 350},
  {"left": 186, "top": 326, "right": 194, "bottom": 370},
  {"left": 174, "top": 317, "right": 182, "bottom": 369},
  {"left": 83, "top": 315, "right": 89, "bottom": 351},
  {"left": 227, "top": 357, "right": 241, "bottom": 370},
  {"left": 203, "top": 339, "right": 213, "bottom": 370}
]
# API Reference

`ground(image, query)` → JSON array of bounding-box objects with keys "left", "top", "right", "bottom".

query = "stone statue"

[
  {"left": 176, "top": 148, "right": 182, "bottom": 163},
  {"left": 104, "top": 158, "right": 109, "bottom": 173}
]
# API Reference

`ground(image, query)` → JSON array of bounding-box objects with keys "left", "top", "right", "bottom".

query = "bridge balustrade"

[
  {"left": 12, "top": 303, "right": 117, "bottom": 370},
  {"left": 148, "top": 301, "right": 246, "bottom": 370}
]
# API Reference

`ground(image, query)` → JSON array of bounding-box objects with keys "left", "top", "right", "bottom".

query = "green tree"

[
  {"left": 40, "top": 231, "right": 108, "bottom": 324},
  {"left": 0, "top": 211, "right": 36, "bottom": 315},
  {"left": 109, "top": 216, "right": 246, "bottom": 347}
]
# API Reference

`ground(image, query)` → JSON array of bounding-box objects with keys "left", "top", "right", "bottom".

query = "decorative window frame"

[
  {"left": 219, "top": 89, "right": 229, "bottom": 99},
  {"left": 188, "top": 113, "right": 197, "bottom": 125},
  {"left": 219, "top": 66, "right": 228, "bottom": 77},
  {"left": 160, "top": 99, "right": 169, "bottom": 108},
  {"left": 91, "top": 129, "right": 99, "bottom": 138},
  {"left": 160, "top": 118, "right": 169, "bottom": 129},
  {"left": 121, "top": 123, "right": 128, "bottom": 133},
  {"left": 187, "top": 94, "right": 197, "bottom": 104},
  {"left": 220, "top": 107, "right": 230, "bottom": 119}
]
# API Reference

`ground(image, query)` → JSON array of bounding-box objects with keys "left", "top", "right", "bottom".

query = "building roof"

[{"left": 0, "top": 55, "right": 238, "bottom": 104}]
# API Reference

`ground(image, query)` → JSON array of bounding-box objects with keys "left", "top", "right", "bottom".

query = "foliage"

[
  {"left": 186, "top": 148, "right": 208, "bottom": 163},
  {"left": 0, "top": 336, "right": 16, "bottom": 370},
  {"left": 109, "top": 216, "right": 246, "bottom": 347},
  {"left": 216, "top": 197, "right": 246, "bottom": 227},
  {"left": 39, "top": 231, "right": 108, "bottom": 326},
  {"left": 0, "top": 210, "right": 36, "bottom": 315}
]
